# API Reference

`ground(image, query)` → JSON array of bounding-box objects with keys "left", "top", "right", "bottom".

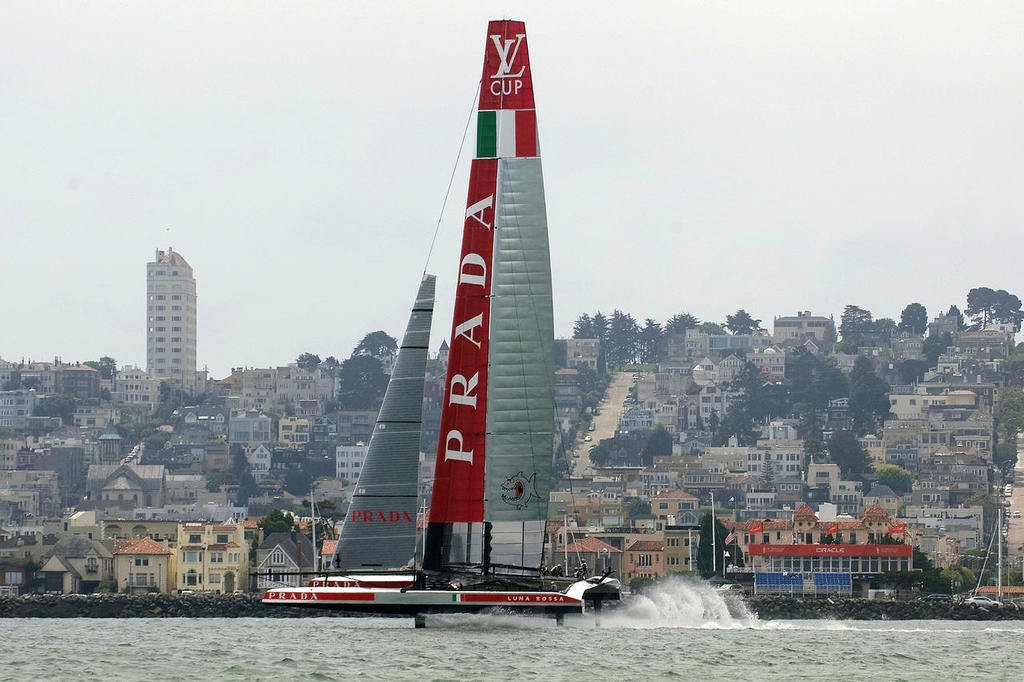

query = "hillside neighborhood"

[{"left": 2, "top": 294, "right": 1024, "bottom": 599}]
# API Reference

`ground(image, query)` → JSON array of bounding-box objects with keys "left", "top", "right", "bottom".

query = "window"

[
  {"left": 189, "top": 534, "right": 201, "bottom": 543},
  {"left": 210, "top": 552, "right": 224, "bottom": 564},
  {"left": 134, "top": 558, "right": 149, "bottom": 567}
]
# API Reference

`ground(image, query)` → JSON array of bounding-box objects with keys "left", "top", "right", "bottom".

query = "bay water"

[{"left": 3, "top": 579, "right": 1020, "bottom": 681}]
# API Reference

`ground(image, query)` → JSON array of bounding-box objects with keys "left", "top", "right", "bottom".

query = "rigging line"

[{"left": 424, "top": 81, "right": 481, "bottom": 274}]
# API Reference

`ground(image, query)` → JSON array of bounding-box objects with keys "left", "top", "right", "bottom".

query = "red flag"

[
  {"left": 887, "top": 522, "right": 906, "bottom": 535},
  {"left": 827, "top": 523, "right": 839, "bottom": 535},
  {"left": 749, "top": 521, "right": 764, "bottom": 535}
]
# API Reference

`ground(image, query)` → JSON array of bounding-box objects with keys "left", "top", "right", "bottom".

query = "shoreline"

[{"left": 1, "top": 593, "right": 1022, "bottom": 620}]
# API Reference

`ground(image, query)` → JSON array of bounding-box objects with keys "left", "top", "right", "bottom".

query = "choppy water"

[{"left": 3, "top": 578, "right": 1022, "bottom": 681}]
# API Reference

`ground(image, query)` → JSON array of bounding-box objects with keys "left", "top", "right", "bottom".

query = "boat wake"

[{"left": 601, "top": 577, "right": 758, "bottom": 629}]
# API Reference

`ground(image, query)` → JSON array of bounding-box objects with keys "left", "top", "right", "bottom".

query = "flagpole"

[{"left": 711, "top": 491, "right": 717, "bottom": 575}]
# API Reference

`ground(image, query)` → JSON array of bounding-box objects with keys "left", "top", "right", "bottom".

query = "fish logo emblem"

[{"left": 501, "top": 471, "right": 541, "bottom": 509}]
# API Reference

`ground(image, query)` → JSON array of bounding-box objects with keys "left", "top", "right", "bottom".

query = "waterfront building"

[
  {"left": 146, "top": 247, "right": 198, "bottom": 394},
  {"left": 731, "top": 503, "right": 913, "bottom": 595},
  {"left": 113, "top": 537, "right": 173, "bottom": 594},
  {"left": 39, "top": 535, "right": 115, "bottom": 594},
  {"left": 176, "top": 521, "right": 248, "bottom": 593},
  {"left": 624, "top": 538, "right": 665, "bottom": 581},
  {"left": 255, "top": 531, "right": 315, "bottom": 590}
]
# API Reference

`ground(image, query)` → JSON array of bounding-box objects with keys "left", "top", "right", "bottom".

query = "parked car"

[
  {"left": 918, "top": 593, "right": 953, "bottom": 604},
  {"left": 963, "top": 596, "right": 1002, "bottom": 607}
]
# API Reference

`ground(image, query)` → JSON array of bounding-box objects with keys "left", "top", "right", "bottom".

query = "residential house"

[
  {"left": 176, "top": 521, "right": 248, "bottom": 594},
  {"left": 113, "top": 537, "right": 173, "bottom": 594},
  {"left": 624, "top": 539, "right": 665, "bottom": 581},
  {"left": 39, "top": 536, "right": 115, "bottom": 593},
  {"left": 255, "top": 531, "right": 316, "bottom": 590}
]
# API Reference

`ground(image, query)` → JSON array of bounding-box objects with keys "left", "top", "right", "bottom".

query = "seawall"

[
  {"left": 2, "top": 593, "right": 1021, "bottom": 619},
  {"left": 745, "top": 596, "right": 1024, "bottom": 620},
  {"left": 0, "top": 593, "right": 344, "bottom": 618}
]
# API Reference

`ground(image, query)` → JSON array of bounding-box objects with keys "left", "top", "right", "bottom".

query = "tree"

[
  {"left": 697, "top": 321, "right": 726, "bottom": 335},
  {"left": 33, "top": 394, "right": 76, "bottom": 426},
  {"left": 321, "top": 356, "right": 340, "bottom": 377},
  {"left": 84, "top": 356, "right": 118, "bottom": 380},
  {"left": 798, "top": 409, "right": 828, "bottom": 462},
  {"left": 625, "top": 498, "right": 652, "bottom": 519},
  {"left": 664, "top": 313, "right": 699, "bottom": 336},
  {"left": 336, "top": 355, "right": 388, "bottom": 410},
  {"left": 695, "top": 512, "right": 732, "bottom": 576},
  {"left": 966, "top": 287, "right": 1024, "bottom": 332},
  {"left": 874, "top": 318, "right": 897, "bottom": 339},
  {"left": 573, "top": 313, "right": 594, "bottom": 339},
  {"left": 715, "top": 404, "right": 759, "bottom": 447},
  {"left": 259, "top": 509, "right": 295, "bottom": 534},
  {"left": 875, "top": 464, "right": 914, "bottom": 496},
  {"left": 353, "top": 331, "right": 398, "bottom": 359},
  {"left": 607, "top": 310, "right": 640, "bottom": 367},
  {"left": 725, "top": 310, "right": 762, "bottom": 335},
  {"left": 922, "top": 333, "right": 952, "bottom": 368},
  {"left": 896, "top": 359, "right": 928, "bottom": 384},
  {"left": 848, "top": 355, "right": 890, "bottom": 435},
  {"left": 283, "top": 467, "right": 314, "bottom": 497},
  {"left": 898, "top": 303, "right": 928, "bottom": 335},
  {"left": 590, "top": 311, "right": 609, "bottom": 342},
  {"left": 827, "top": 429, "right": 873, "bottom": 478},
  {"left": 643, "top": 426, "right": 673, "bottom": 464},
  {"left": 638, "top": 319, "right": 662, "bottom": 364},
  {"left": 296, "top": 353, "right": 321, "bottom": 372},
  {"left": 996, "top": 386, "right": 1024, "bottom": 442},
  {"left": 839, "top": 305, "right": 873, "bottom": 348}
]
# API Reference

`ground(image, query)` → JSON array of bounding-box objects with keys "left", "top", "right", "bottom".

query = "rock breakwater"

[
  {"left": 746, "top": 596, "right": 1024, "bottom": 620},
  {"left": 0, "top": 593, "right": 345, "bottom": 618}
]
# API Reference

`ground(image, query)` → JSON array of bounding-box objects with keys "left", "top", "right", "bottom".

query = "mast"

[{"left": 425, "top": 20, "right": 551, "bottom": 575}]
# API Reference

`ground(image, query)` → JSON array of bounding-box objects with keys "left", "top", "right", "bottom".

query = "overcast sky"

[{"left": 2, "top": 1, "right": 1022, "bottom": 379}]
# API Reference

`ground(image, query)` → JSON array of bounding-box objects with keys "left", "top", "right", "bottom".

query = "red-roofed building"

[
  {"left": 113, "top": 537, "right": 173, "bottom": 594},
  {"left": 731, "top": 503, "right": 913, "bottom": 583},
  {"left": 624, "top": 539, "right": 665, "bottom": 581}
]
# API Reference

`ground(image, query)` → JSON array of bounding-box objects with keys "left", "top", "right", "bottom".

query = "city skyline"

[{"left": 3, "top": 2, "right": 1022, "bottom": 378}]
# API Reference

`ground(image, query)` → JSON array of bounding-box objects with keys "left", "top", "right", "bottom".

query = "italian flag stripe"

[
  {"left": 476, "top": 110, "right": 538, "bottom": 158},
  {"left": 476, "top": 110, "right": 497, "bottom": 158}
]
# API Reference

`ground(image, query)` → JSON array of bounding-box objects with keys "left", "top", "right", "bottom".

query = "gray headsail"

[{"left": 333, "top": 274, "right": 435, "bottom": 571}]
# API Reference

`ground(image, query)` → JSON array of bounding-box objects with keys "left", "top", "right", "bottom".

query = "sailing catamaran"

[{"left": 262, "top": 20, "right": 620, "bottom": 624}]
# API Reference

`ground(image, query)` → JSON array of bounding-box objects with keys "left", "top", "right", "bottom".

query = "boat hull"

[{"left": 262, "top": 586, "right": 584, "bottom": 616}]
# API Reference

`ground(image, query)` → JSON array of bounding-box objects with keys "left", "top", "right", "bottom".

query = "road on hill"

[{"left": 572, "top": 372, "right": 634, "bottom": 477}]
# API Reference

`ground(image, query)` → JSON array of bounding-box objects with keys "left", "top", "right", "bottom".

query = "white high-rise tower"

[{"left": 146, "top": 247, "right": 197, "bottom": 394}]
